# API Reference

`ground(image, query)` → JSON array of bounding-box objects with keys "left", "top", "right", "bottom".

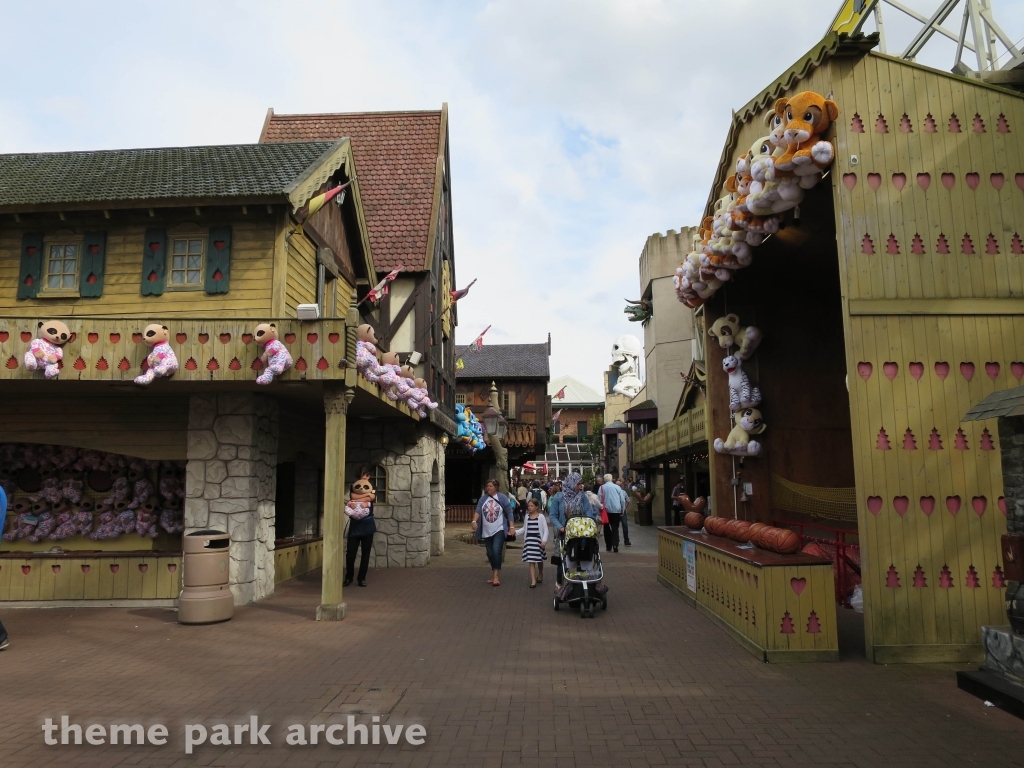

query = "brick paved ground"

[{"left": 1, "top": 522, "right": 1022, "bottom": 767}]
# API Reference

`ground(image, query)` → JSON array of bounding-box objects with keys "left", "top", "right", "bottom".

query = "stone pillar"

[
  {"left": 184, "top": 393, "right": 279, "bottom": 605},
  {"left": 319, "top": 385, "right": 351, "bottom": 621},
  {"left": 293, "top": 456, "right": 320, "bottom": 537}
]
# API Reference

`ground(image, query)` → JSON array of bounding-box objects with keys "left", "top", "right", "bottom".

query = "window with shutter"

[
  {"left": 17, "top": 233, "right": 44, "bottom": 299},
  {"left": 141, "top": 228, "right": 167, "bottom": 295},
  {"left": 79, "top": 232, "right": 107, "bottom": 297},
  {"left": 205, "top": 225, "right": 231, "bottom": 294}
]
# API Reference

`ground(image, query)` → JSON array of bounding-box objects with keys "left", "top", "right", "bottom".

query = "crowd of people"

[{"left": 471, "top": 474, "right": 650, "bottom": 591}]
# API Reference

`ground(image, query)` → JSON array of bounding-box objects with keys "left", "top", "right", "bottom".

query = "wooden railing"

[
  {"left": 445, "top": 505, "right": 476, "bottom": 523},
  {"left": 0, "top": 316, "right": 353, "bottom": 384},
  {"left": 633, "top": 404, "right": 706, "bottom": 463}
]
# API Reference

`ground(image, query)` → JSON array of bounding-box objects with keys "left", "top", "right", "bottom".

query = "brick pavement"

[{"left": 1, "top": 531, "right": 1022, "bottom": 767}]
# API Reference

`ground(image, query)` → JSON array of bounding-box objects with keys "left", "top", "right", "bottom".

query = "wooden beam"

[
  {"left": 318, "top": 384, "right": 352, "bottom": 621},
  {"left": 271, "top": 209, "right": 290, "bottom": 316},
  {"left": 848, "top": 298, "right": 1024, "bottom": 316}
]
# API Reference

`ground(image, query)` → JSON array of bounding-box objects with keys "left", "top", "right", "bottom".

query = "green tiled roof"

[{"left": 0, "top": 141, "right": 339, "bottom": 207}]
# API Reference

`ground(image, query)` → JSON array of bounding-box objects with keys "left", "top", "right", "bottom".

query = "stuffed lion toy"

[{"left": 772, "top": 91, "right": 839, "bottom": 175}]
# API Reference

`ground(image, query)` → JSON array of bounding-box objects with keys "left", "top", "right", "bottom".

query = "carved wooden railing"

[
  {"left": 0, "top": 316, "right": 354, "bottom": 384},
  {"left": 632, "top": 404, "right": 706, "bottom": 463}
]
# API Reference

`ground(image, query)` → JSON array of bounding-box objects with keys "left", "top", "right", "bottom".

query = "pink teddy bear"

[
  {"left": 23, "top": 320, "right": 70, "bottom": 379},
  {"left": 254, "top": 323, "right": 293, "bottom": 385},
  {"left": 134, "top": 324, "right": 179, "bottom": 385},
  {"left": 377, "top": 352, "right": 403, "bottom": 401}
]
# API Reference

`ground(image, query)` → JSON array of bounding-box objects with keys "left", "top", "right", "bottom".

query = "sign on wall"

[{"left": 683, "top": 541, "right": 696, "bottom": 593}]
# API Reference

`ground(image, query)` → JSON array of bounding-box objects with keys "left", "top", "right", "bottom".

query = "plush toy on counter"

[
  {"left": 23, "top": 320, "right": 71, "bottom": 379},
  {"left": 134, "top": 324, "right": 179, "bottom": 385},
  {"left": 772, "top": 92, "right": 839, "bottom": 177},
  {"left": 707, "top": 313, "right": 762, "bottom": 360},
  {"left": 345, "top": 476, "right": 375, "bottom": 521},
  {"left": 723, "top": 355, "right": 762, "bottom": 411},
  {"left": 714, "top": 407, "right": 766, "bottom": 456},
  {"left": 3, "top": 503, "right": 38, "bottom": 541},
  {"left": 254, "top": 323, "right": 293, "bottom": 385},
  {"left": 355, "top": 324, "right": 382, "bottom": 382}
]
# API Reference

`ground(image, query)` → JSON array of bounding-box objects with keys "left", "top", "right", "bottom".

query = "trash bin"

[{"left": 178, "top": 530, "right": 233, "bottom": 624}]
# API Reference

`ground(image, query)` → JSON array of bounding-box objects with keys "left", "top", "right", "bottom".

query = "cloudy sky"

[{"left": 2, "top": 0, "right": 1021, "bottom": 394}]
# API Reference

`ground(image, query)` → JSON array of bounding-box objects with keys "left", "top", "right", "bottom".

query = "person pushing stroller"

[{"left": 550, "top": 472, "right": 607, "bottom": 617}]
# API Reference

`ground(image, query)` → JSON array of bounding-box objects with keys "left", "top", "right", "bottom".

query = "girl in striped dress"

[{"left": 521, "top": 498, "right": 549, "bottom": 588}]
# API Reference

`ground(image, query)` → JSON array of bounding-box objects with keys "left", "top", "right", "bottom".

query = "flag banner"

[
  {"left": 552, "top": 410, "right": 562, "bottom": 422},
  {"left": 450, "top": 278, "right": 477, "bottom": 303},
  {"left": 365, "top": 265, "right": 403, "bottom": 304},
  {"left": 554, "top": 386, "right": 567, "bottom": 400},
  {"left": 470, "top": 325, "right": 491, "bottom": 352},
  {"left": 455, "top": 358, "right": 465, "bottom": 371}
]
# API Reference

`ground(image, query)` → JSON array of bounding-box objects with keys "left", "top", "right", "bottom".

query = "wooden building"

[
  {"left": 449, "top": 343, "right": 551, "bottom": 503},
  {"left": 0, "top": 135, "right": 453, "bottom": 619},
  {"left": 655, "top": 32, "right": 1024, "bottom": 662},
  {"left": 549, "top": 375, "right": 604, "bottom": 444}
]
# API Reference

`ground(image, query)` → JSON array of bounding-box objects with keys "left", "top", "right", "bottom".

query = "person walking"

[
  {"left": 343, "top": 475, "right": 376, "bottom": 588},
  {"left": 516, "top": 481, "right": 529, "bottom": 520},
  {"left": 600, "top": 474, "right": 628, "bottom": 552},
  {"left": 617, "top": 478, "right": 632, "bottom": 546},
  {"left": 528, "top": 481, "right": 546, "bottom": 514},
  {"left": 0, "top": 484, "right": 7, "bottom": 650},
  {"left": 520, "top": 498, "right": 549, "bottom": 588},
  {"left": 472, "top": 479, "right": 515, "bottom": 587}
]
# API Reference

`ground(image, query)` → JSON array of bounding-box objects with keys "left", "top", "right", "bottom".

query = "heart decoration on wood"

[
  {"left": 52, "top": 564, "right": 60, "bottom": 574},
  {"left": 176, "top": 333, "right": 187, "bottom": 344},
  {"left": 149, "top": 242, "right": 161, "bottom": 252},
  {"left": 966, "top": 172, "right": 980, "bottom": 189},
  {"left": 883, "top": 362, "right": 898, "bottom": 380},
  {"left": 213, "top": 240, "right": 226, "bottom": 250},
  {"left": 843, "top": 173, "right": 857, "bottom": 189},
  {"left": 917, "top": 173, "right": 931, "bottom": 190},
  {"left": 934, "top": 362, "right": 950, "bottom": 379},
  {"left": 88, "top": 333, "right": 98, "bottom": 343},
  {"left": 138, "top": 564, "right": 148, "bottom": 573},
  {"left": 21, "top": 565, "right": 30, "bottom": 575},
  {"left": 868, "top": 173, "right": 882, "bottom": 190},
  {"left": 946, "top": 495, "right": 961, "bottom": 515},
  {"left": 132, "top": 333, "right": 142, "bottom": 344},
  {"left": 0, "top": 332, "right": 8, "bottom": 342},
  {"left": 284, "top": 333, "right": 297, "bottom": 344},
  {"left": 81, "top": 564, "right": 90, "bottom": 574},
  {"left": 986, "top": 362, "right": 1000, "bottom": 379},
  {"left": 198, "top": 333, "right": 209, "bottom": 344},
  {"left": 241, "top": 334, "right": 253, "bottom": 344},
  {"left": 941, "top": 173, "right": 956, "bottom": 189},
  {"left": 109, "top": 333, "right": 120, "bottom": 343},
  {"left": 972, "top": 496, "right": 987, "bottom": 516},
  {"left": 991, "top": 173, "right": 1004, "bottom": 190},
  {"left": 110, "top": 564, "right": 119, "bottom": 574},
  {"left": 920, "top": 496, "right": 935, "bottom": 515},
  {"left": 1016, "top": 173, "right": 1024, "bottom": 191},
  {"left": 307, "top": 332, "right": 318, "bottom": 343},
  {"left": 857, "top": 362, "right": 873, "bottom": 381},
  {"left": 909, "top": 362, "right": 924, "bottom": 380},
  {"left": 219, "top": 333, "right": 231, "bottom": 344},
  {"left": 892, "top": 173, "right": 906, "bottom": 190},
  {"left": 893, "top": 496, "right": 909, "bottom": 516},
  {"left": 21, "top": 331, "right": 32, "bottom": 342},
  {"left": 168, "top": 563, "right": 177, "bottom": 573},
  {"left": 26, "top": 246, "right": 37, "bottom": 256},
  {"left": 867, "top": 496, "right": 883, "bottom": 515},
  {"left": 1011, "top": 362, "right": 1024, "bottom": 381},
  {"left": 88, "top": 244, "right": 100, "bottom": 254},
  {"left": 790, "top": 577, "right": 807, "bottom": 596},
  {"left": 328, "top": 333, "right": 340, "bottom": 344},
  {"left": 960, "top": 362, "right": 975, "bottom": 380}
]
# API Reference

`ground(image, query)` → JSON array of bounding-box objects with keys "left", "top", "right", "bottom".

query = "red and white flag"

[
  {"left": 552, "top": 409, "right": 562, "bottom": 422},
  {"left": 553, "top": 386, "right": 567, "bottom": 400},
  {"left": 449, "top": 278, "right": 477, "bottom": 303},
  {"left": 470, "top": 325, "right": 491, "bottom": 352},
  {"left": 365, "top": 266, "right": 403, "bottom": 304}
]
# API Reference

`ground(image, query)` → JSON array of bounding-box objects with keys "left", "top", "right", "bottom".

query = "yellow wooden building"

[
  {"left": 650, "top": 32, "right": 1023, "bottom": 662},
  {"left": 0, "top": 134, "right": 455, "bottom": 619}
]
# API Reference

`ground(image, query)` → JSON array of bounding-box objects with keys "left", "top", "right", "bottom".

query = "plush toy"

[
  {"left": 72, "top": 501, "right": 95, "bottom": 537},
  {"left": 355, "top": 324, "right": 383, "bottom": 382},
  {"left": 91, "top": 508, "right": 120, "bottom": 540},
  {"left": 115, "top": 505, "right": 137, "bottom": 536},
  {"left": 29, "top": 508, "right": 58, "bottom": 542},
  {"left": 723, "top": 355, "right": 761, "bottom": 412},
  {"left": 49, "top": 503, "right": 78, "bottom": 540},
  {"left": 128, "top": 478, "right": 154, "bottom": 510},
  {"left": 23, "top": 320, "right": 70, "bottom": 379},
  {"left": 60, "top": 474, "right": 83, "bottom": 504},
  {"left": 254, "top": 323, "right": 293, "bottom": 385},
  {"left": 395, "top": 364, "right": 416, "bottom": 403},
  {"left": 135, "top": 496, "right": 160, "bottom": 538},
  {"left": 707, "top": 314, "right": 762, "bottom": 360},
  {"left": 714, "top": 407, "right": 766, "bottom": 456},
  {"left": 4, "top": 511, "right": 37, "bottom": 541},
  {"left": 345, "top": 476, "right": 375, "bottom": 521},
  {"left": 408, "top": 377, "right": 438, "bottom": 418},
  {"left": 772, "top": 92, "right": 839, "bottom": 176},
  {"left": 377, "top": 352, "right": 402, "bottom": 401},
  {"left": 134, "top": 324, "right": 179, "bottom": 385},
  {"left": 30, "top": 476, "right": 63, "bottom": 505},
  {"left": 103, "top": 476, "right": 130, "bottom": 507},
  {"left": 159, "top": 502, "right": 183, "bottom": 535}
]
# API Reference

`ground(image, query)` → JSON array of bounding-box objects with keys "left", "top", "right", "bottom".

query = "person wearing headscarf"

[{"left": 561, "top": 471, "right": 599, "bottom": 522}]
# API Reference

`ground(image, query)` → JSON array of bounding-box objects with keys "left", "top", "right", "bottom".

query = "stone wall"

[
  {"left": 184, "top": 393, "right": 279, "bottom": 604},
  {"left": 346, "top": 419, "right": 445, "bottom": 567},
  {"left": 999, "top": 415, "right": 1024, "bottom": 535}
]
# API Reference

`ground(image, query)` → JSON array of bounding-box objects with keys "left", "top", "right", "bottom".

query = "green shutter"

[
  {"left": 17, "top": 233, "right": 43, "bottom": 299},
  {"left": 205, "top": 225, "right": 231, "bottom": 294},
  {"left": 79, "top": 232, "right": 107, "bottom": 298},
  {"left": 141, "top": 228, "right": 167, "bottom": 296}
]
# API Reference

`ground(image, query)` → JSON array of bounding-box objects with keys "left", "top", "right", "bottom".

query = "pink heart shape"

[
  {"left": 917, "top": 173, "right": 931, "bottom": 190},
  {"left": 991, "top": 173, "right": 1004, "bottom": 190},
  {"left": 960, "top": 362, "right": 975, "bottom": 380},
  {"left": 867, "top": 496, "right": 883, "bottom": 515},
  {"left": 935, "top": 362, "right": 950, "bottom": 380},
  {"left": 966, "top": 172, "right": 980, "bottom": 189},
  {"left": 883, "top": 362, "right": 899, "bottom": 380},
  {"left": 946, "top": 495, "right": 961, "bottom": 515},
  {"left": 858, "top": 362, "right": 873, "bottom": 381},
  {"left": 909, "top": 362, "right": 924, "bottom": 380},
  {"left": 941, "top": 173, "right": 956, "bottom": 190},
  {"left": 868, "top": 173, "right": 882, "bottom": 190},
  {"left": 843, "top": 173, "right": 857, "bottom": 190},
  {"left": 790, "top": 577, "right": 807, "bottom": 596},
  {"left": 893, "top": 496, "right": 909, "bottom": 516},
  {"left": 920, "top": 496, "right": 935, "bottom": 515},
  {"left": 1011, "top": 362, "right": 1024, "bottom": 381},
  {"left": 999, "top": 496, "right": 1007, "bottom": 515},
  {"left": 892, "top": 173, "right": 906, "bottom": 190},
  {"left": 986, "top": 362, "right": 1000, "bottom": 380},
  {"left": 1016, "top": 173, "right": 1024, "bottom": 191},
  {"left": 972, "top": 496, "right": 987, "bottom": 516}
]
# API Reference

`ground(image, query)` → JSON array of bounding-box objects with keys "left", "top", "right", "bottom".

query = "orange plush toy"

[{"left": 772, "top": 91, "right": 839, "bottom": 176}]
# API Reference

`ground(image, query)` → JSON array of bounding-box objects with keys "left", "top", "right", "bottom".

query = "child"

[{"left": 520, "top": 498, "right": 549, "bottom": 588}]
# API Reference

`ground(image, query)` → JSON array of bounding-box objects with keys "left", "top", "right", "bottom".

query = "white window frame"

[{"left": 40, "top": 235, "right": 83, "bottom": 297}]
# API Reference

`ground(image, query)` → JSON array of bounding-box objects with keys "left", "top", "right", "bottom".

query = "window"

[
  {"left": 348, "top": 464, "right": 388, "bottom": 504},
  {"left": 455, "top": 393, "right": 466, "bottom": 405},
  {"left": 501, "top": 390, "right": 516, "bottom": 420},
  {"left": 552, "top": 420, "right": 560, "bottom": 435},
  {"left": 45, "top": 244, "right": 79, "bottom": 291},
  {"left": 170, "top": 237, "right": 204, "bottom": 287},
  {"left": 577, "top": 421, "right": 588, "bottom": 438}
]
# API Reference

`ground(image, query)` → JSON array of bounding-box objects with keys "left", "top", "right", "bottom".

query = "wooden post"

[{"left": 318, "top": 384, "right": 353, "bottom": 621}]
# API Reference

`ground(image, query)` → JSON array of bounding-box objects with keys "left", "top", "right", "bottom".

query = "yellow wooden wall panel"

[{"left": 285, "top": 234, "right": 318, "bottom": 315}]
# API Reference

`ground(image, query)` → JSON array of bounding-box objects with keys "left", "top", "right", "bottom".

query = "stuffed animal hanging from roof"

[
  {"left": 714, "top": 407, "right": 767, "bottom": 457},
  {"left": 707, "top": 313, "right": 762, "bottom": 360},
  {"left": 254, "top": 323, "right": 293, "bottom": 385},
  {"left": 722, "top": 355, "right": 761, "bottom": 411},
  {"left": 377, "top": 352, "right": 403, "bottom": 400},
  {"left": 23, "top": 320, "right": 70, "bottom": 379},
  {"left": 134, "top": 324, "right": 179, "bottom": 385},
  {"left": 772, "top": 92, "right": 839, "bottom": 176}
]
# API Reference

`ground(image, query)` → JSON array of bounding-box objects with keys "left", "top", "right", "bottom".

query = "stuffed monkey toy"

[
  {"left": 134, "top": 324, "right": 179, "bottom": 385},
  {"left": 345, "top": 476, "right": 375, "bottom": 521},
  {"left": 24, "top": 320, "right": 70, "bottom": 379},
  {"left": 254, "top": 323, "right": 293, "bottom": 385}
]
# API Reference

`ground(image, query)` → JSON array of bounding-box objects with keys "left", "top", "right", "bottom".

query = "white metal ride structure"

[{"left": 830, "top": 0, "right": 1024, "bottom": 85}]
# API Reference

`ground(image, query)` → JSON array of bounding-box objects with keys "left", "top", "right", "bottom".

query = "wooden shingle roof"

[
  {"left": 964, "top": 386, "right": 1024, "bottom": 421},
  {"left": 260, "top": 109, "right": 444, "bottom": 273}
]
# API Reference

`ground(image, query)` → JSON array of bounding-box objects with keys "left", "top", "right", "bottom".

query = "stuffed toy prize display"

[
  {"left": 454, "top": 404, "right": 485, "bottom": 453},
  {"left": 254, "top": 323, "right": 293, "bottom": 385},
  {"left": 23, "top": 320, "right": 71, "bottom": 379},
  {"left": 345, "top": 476, "right": 375, "bottom": 521},
  {"left": 352, "top": 324, "right": 437, "bottom": 417},
  {"left": 134, "top": 324, "right": 179, "bottom": 385},
  {"left": 674, "top": 91, "right": 838, "bottom": 309}
]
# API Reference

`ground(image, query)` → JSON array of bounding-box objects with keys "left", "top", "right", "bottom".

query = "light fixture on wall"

[
  {"left": 440, "top": 435, "right": 449, "bottom": 446},
  {"left": 407, "top": 351, "right": 423, "bottom": 366}
]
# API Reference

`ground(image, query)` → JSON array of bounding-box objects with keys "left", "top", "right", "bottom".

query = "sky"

[{"left": 1, "top": 0, "right": 1022, "bottom": 394}]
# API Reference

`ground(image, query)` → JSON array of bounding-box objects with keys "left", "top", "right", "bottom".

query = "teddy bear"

[
  {"left": 748, "top": 132, "right": 806, "bottom": 214},
  {"left": 408, "top": 377, "right": 438, "bottom": 418},
  {"left": 135, "top": 496, "right": 160, "bottom": 538},
  {"left": 91, "top": 507, "right": 120, "bottom": 540},
  {"left": 772, "top": 92, "right": 839, "bottom": 176},
  {"left": 714, "top": 407, "right": 766, "bottom": 456},
  {"left": 134, "top": 324, "right": 179, "bottom": 385},
  {"left": 23, "top": 320, "right": 70, "bottom": 379},
  {"left": 48, "top": 502, "right": 78, "bottom": 540},
  {"left": 72, "top": 500, "right": 95, "bottom": 537},
  {"left": 355, "top": 324, "right": 383, "bottom": 382},
  {"left": 60, "top": 474, "right": 83, "bottom": 504},
  {"left": 707, "top": 314, "right": 762, "bottom": 360},
  {"left": 345, "top": 475, "right": 375, "bottom": 521},
  {"left": 4, "top": 511, "right": 38, "bottom": 541},
  {"left": 115, "top": 505, "right": 137, "bottom": 536},
  {"left": 30, "top": 476, "right": 63, "bottom": 505},
  {"left": 103, "top": 475, "right": 130, "bottom": 507},
  {"left": 29, "top": 506, "right": 59, "bottom": 542},
  {"left": 376, "top": 352, "right": 403, "bottom": 401},
  {"left": 254, "top": 323, "right": 293, "bottom": 385},
  {"left": 159, "top": 502, "right": 183, "bottom": 535},
  {"left": 723, "top": 355, "right": 761, "bottom": 411}
]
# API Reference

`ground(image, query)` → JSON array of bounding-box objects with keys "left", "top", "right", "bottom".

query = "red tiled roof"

[{"left": 260, "top": 109, "right": 443, "bottom": 273}]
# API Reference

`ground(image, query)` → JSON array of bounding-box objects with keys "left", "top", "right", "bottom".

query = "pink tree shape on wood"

[
  {"left": 887, "top": 234, "right": 900, "bottom": 254},
  {"left": 939, "top": 565, "right": 954, "bottom": 588},
  {"left": 899, "top": 113, "right": 913, "bottom": 133},
  {"left": 928, "top": 428, "right": 943, "bottom": 450},
  {"left": 949, "top": 114, "right": 961, "bottom": 132},
  {"left": 806, "top": 612, "right": 821, "bottom": 634},
  {"left": 911, "top": 234, "right": 925, "bottom": 254},
  {"left": 886, "top": 565, "right": 901, "bottom": 588},
  {"left": 862, "top": 235, "right": 875, "bottom": 254},
  {"left": 912, "top": 565, "right": 927, "bottom": 588},
  {"left": 973, "top": 113, "right": 986, "bottom": 133},
  {"left": 961, "top": 234, "right": 975, "bottom": 254},
  {"left": 996, "top": 113, "right": 1010, "bottom": 133},
  {"left": 981, "top": 428, "right": 995, "bottom": 450},
  {"left": 986, "top": 234, "right": 1000, "bottom": 254},
  {"left": 875, "top": 114, "right": 889, "bottom": 133},
  {"left": 954, "top": 428, "right": 969, "bottom": 450},
  {"left": 780, "top": 611, "right": 795, "bottom": 634},
  {"left": 1012, "top": 234, "right": 1024, "bottom": 254},
  {"left": 993, "top": 566, "right": 1006, "bottom": 588},
  {"left": 877, "top": 428, "right": 891, "bottom": 450},
  {"left": 966, "top": 566, "right": 980, "bottom": 588},
  {"left": 902, "top": 428, "right": 917, "bottom": 450},
  {"left": 924, "top": 113, "right": 937, "bottom": 132},
  {"left": 851, "top": 113, "right": 864, "bottom": 133},
  {"left": 936, "top": 234, "right": 950, "bottom": 254}
]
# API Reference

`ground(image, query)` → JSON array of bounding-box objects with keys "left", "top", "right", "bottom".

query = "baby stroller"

[{"left": 552, "top": 515, "right": 607, "bottom": 618}]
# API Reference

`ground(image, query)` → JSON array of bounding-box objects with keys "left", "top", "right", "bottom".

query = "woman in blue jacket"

[{"left": 472, "top": 479, "right": 515, "bottom": 587}]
